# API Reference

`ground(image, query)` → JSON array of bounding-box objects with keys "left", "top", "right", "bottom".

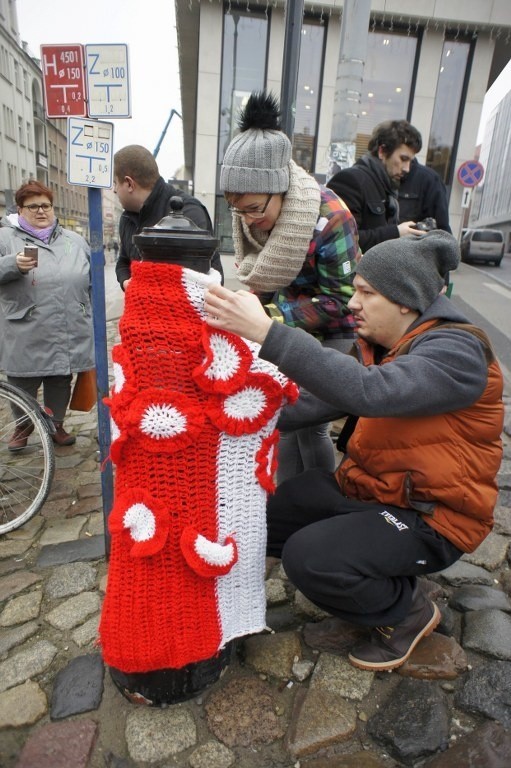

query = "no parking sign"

[{"left": 457, "top": 160, "right": 484, "bottom": 187}]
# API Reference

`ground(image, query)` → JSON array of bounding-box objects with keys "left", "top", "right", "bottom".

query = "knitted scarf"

[
  {"left": 18, "top": 215, "right": 57, "bottom": 244},
  {"left": 232, "top": 160, "right": 321, "bottom": 293}
]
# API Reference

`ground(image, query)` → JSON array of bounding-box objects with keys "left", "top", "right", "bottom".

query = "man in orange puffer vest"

[{"left": 203, "top": 229, "right": 504, "bottom": 672}]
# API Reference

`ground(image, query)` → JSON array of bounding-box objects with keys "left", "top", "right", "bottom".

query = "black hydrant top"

[{"left": 134, "top": 196, "right": 219, "bottom": 273}]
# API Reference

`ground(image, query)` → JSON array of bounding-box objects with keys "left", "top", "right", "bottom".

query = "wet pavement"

[{"left": 1, "top": 262, "right": 511, "bottom": 767}]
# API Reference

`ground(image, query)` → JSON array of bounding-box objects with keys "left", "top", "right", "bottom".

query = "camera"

[{"left": 411, "top": 217, "right": 437, "bottom": 232}]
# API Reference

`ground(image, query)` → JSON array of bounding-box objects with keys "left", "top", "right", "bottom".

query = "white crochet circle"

[
  {"left": 223, "top": 386, "right": 266, "bottom": 419},
  {"left": 206, "top": 334, "right": 241, "bottom": 381},
  {"left": 124, "top": 503, "right": 155, "bottom": 542},
  {"left": 113, "top": 362, "right": 125, "bottom": 392},
  {"left": 140, "top": 403, "right": 187, "bottom": 439}
]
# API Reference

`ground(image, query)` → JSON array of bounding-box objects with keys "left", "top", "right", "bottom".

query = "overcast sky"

[
  {"left": 16, "top": 0, "right": 184, "bottom": 180},
  {"left": 16, "top": 0, "right": 509, "bottom": 171}
]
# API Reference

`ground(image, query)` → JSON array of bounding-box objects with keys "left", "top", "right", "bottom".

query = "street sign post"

[
  {"left": 461, "top": 188, "right": 472, "bottom": 209},
  {"left": 85, "top": 44, "right": 131, "bottom": 118},
  {"left": 40, "top": 44, "right": 87, "bottom": 117},
  {"left": 66, "top": 115, "right": 114, "bottom": 551},
  {"left": 457, "top": 160, "right": 484, "bottom": 188},
  {"left": 67, "top": 117, "right": 114, "bottom": 187}
]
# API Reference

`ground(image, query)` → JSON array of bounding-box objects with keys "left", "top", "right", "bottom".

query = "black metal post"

[{"left": 280, "top": 0, "right": 305, "bottom": 140}]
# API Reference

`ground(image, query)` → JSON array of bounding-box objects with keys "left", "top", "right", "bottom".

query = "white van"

[{"left": 460, "top": 229, "right": 505, "bottom": 267}]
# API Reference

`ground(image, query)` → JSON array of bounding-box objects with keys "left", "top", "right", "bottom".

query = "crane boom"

[{"left": 153, "top": 109, "right": 182, "bottom": 159}]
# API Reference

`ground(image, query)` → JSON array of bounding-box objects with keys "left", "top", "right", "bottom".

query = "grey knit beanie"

[
  {"left": 220, "top": 91, "right": 292, "bottom": 194},
  {"left": 356, "top": 230, "right": 460, "bottom": 312}
]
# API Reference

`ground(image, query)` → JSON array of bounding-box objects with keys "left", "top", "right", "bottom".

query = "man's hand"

[
  {"left": 398, "top": 221, "right": 423, "bottom": 237},
  {"left": 204, "top": 285, "right": 273, "bottom": 345},
  {"left": 122, "top": 278, "right": 131, "bottom": 291}
]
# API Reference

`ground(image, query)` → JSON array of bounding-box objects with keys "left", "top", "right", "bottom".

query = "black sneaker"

[{"left": 348, "top": 585, "right": 440, "bottom": 671}]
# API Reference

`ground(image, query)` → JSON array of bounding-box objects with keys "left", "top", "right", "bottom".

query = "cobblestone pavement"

[{"left": 1, "top": 271, "right": 511, "bottom": 767}]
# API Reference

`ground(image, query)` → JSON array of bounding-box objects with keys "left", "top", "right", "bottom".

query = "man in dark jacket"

[
  {"left": 327, "top": 120, "right": 423, "bottom": 253},
  {"left": 398, "top": 158, "right": 452, "bottom": 233},
  {"left": 114, "top": 145, "right": 223, "bottom": 290}
]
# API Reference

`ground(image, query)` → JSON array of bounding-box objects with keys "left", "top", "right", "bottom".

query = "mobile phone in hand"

[{"left": 24, "top": 245, "right": 38, "bottom": 266}]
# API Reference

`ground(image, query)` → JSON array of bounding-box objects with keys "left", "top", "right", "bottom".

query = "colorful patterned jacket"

[{"left": 264, "top": 186, "right": 361, "bottom": 340}]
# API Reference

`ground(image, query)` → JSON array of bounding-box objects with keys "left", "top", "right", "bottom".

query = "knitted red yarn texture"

[{"left": 99, "top": 262, "right": 297, "bottom": 672}]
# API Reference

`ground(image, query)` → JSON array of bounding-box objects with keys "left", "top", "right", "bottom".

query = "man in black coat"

[
  {"left": 398, "top": 159, "right": 452, "bottom": 233},
  {"left": 327, "top": 120, "right": 423, "bottom": 253},
  {"left": 114, "top": 145, "right": 223, "bottom": 290}
]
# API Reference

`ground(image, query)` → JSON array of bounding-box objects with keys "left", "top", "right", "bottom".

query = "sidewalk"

[{"left": 1, "top": 275, "right": 511, "bottom": 767}]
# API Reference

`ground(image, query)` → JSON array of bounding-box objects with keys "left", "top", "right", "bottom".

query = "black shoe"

[{"left": 348, "top": 585, "right": 440, "bottom": 671}]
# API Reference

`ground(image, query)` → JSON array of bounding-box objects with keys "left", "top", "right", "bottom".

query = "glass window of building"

[
  {"left": 357, "top": 28, "right": 419, "bottom": 157},
  {"left": 292, "top": 19, "right": 325, "bottom": 173},
  {"left": 426, "top": 38, "right": 471, "bottom": 186},
  {"left": 217, "top": 6, "right": 268, "bottom": 251}
]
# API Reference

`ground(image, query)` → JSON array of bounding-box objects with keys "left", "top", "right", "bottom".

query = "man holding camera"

[{"left": 327, "top": 120, "right": 426, "bottom": 253}]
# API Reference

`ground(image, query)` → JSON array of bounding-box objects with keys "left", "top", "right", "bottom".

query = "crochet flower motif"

[
  {"left": 127, "top": 388, "right": 205, "bottom": 453},
  {"left": 111, "top": 345, "right": 134, "bottom": 394},
  {"left": 108, "top": 490, "right": 169, "bottom": 557},
  {"left": 180, "top": 525, "right": 238, "bottom": 577},
  {"left": 109, "top": 414, "right": 128, "bottom": 465},
  {"left": 255, "top": 429, "right": 280, "bottom": 493},
  {"left": 206, "top": 373, "right": 284, "bottom": 436},
  {"left": 193, "top": 326, "right": 252, "bottom": 394}
]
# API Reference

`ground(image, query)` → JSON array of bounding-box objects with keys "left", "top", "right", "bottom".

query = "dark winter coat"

[
  {"left": 398, "top": 159, "right": 452, "bottom": 233},
  {"left": 115, "top": 177, "right": 223, "bottom": 288},
  {"left": 327, "top": 155, "right": 400, "bottom": 253}
]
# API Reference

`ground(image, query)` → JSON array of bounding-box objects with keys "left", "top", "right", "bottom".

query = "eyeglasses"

[
  {"left": 228, "top": 194, "right": 273, "bottom": 219},
  {"left": 23, "top": 203, "right": 53, "bottom": 212}
]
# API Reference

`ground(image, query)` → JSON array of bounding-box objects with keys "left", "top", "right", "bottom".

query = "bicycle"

[{"left": 0, "top": 380, "right": 56, "bottom": 534}]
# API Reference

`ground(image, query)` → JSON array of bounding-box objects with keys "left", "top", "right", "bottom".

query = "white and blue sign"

[
  {"left": 457, "top": 160, "right": 484, "bottom": 188},
  {"left": 67, "top": 117, "right": 114, "bottom": 187},
  {"left": 85, "top": 43, "right": 131, "bottom": 118}
]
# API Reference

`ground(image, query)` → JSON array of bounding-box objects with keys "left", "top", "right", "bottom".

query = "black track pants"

[{"left": 267, "top": 469, "right": 462, "bottom": 627}]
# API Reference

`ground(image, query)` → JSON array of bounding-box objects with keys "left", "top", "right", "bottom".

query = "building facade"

[
  {"left": 0, "top": 0, "right": 47, "bottom": 211},
  {"left": 469, "top": 89, "right": 511, "bottom": 251},
  {"left": 175, "top": 0, "right": 510, "bottom": 252},
  {"left": 1, "top": 0, "right": 122, "bottom": 239}
]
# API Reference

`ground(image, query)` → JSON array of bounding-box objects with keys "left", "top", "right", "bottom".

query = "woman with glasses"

[
  {"left": 0, "top": 180, "right": 94, "bottom": 449},
  {"left": 221, "top": 91, "right": 361, "bottom": 483}
]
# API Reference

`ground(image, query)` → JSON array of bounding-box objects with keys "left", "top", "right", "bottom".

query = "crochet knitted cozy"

[{"left": 99, "top": 261, "right": 297, "bottom": 672}]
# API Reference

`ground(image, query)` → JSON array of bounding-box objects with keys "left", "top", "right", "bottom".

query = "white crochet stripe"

[
  {"left": 215, "top": 424, "right": 276, "bottom": 646},
  {"left": 181, "top": 267, "right": 285, "bottom": 646},
  {"left": 181, "top": 268, "right": 222, "bottom": 318}
]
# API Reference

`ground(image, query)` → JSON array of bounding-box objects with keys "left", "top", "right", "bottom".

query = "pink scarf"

[{"left": 18, "top": 215, "right": 57, "bottom": 244}]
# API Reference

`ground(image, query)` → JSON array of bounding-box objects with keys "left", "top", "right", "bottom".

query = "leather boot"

[
  {"left": 348, "top": 584, "right": 441, "bottom": 671},
  {"left": 52, "top": 422, "right": 76, "bottom": 446},
  {"left": 8, "top": 421, "right": 35, "bottom": 451}
]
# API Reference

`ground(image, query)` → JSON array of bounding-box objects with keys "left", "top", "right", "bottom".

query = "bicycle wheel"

[{"left": 0, "top": 381, "right": 55, "bottom": 534}]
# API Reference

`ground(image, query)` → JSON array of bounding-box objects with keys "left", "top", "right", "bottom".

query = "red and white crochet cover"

[{"left": 99, "top": 261, "right": 298, "bottom": 672}]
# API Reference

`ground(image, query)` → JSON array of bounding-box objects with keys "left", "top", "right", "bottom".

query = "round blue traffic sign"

[{"left": 457, "top": 160, "right": 484, "bottom": 187}]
